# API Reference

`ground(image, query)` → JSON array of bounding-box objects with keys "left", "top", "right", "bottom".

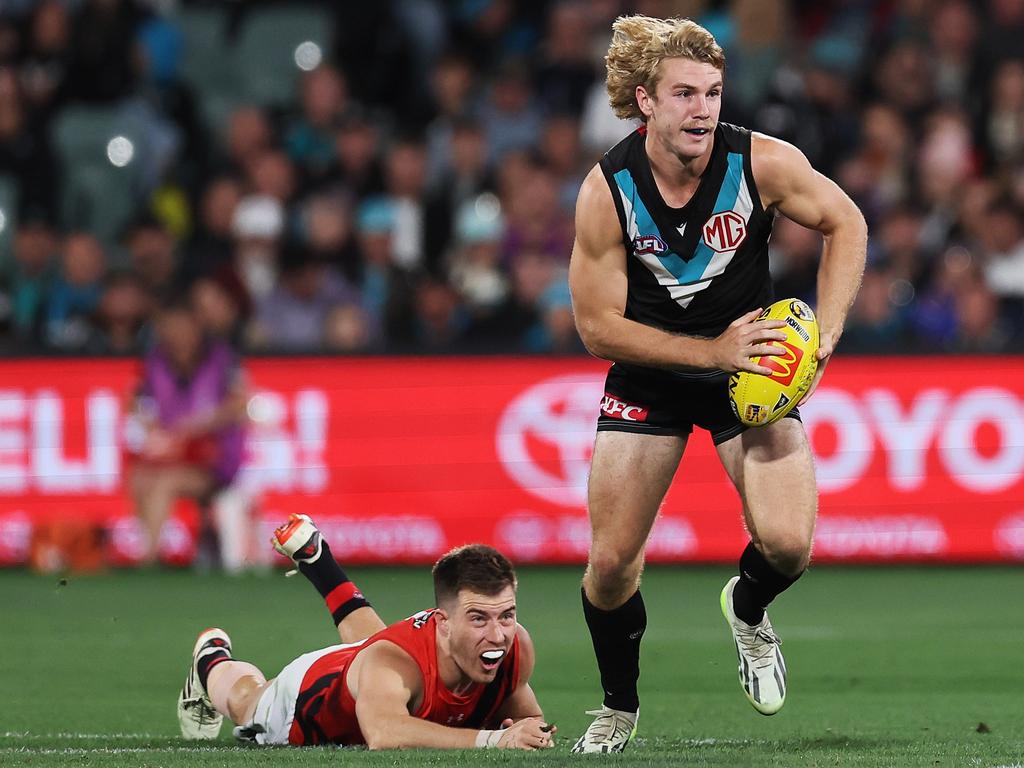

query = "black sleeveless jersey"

[{"left": 598, "top": 122, "right": 775, "bottom": 339}]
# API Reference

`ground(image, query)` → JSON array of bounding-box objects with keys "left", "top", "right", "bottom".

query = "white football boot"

[
  {"left": 571, "top": 706, "right": 638, "bottom": 753},
  {"left": 271, "top": 513, "right": 323, "bottom": 567},
  {"left": 720, "top": 576, "right": 787, "bottom": 715},
  {"left": 177, "top": 628, "right": 231, "bottom": 740}
]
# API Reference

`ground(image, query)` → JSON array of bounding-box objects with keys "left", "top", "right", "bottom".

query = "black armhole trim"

[
  {"left": 599, "top": 159, "right": 632, "bottom": 253},
  {"left": 743, "top": 130, "right": 767, "bottom": 218}
]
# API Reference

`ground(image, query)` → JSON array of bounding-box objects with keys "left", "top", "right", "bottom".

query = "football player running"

[
  {"left": 177, "top": 514, "right": 555, "bottom": 750},
  {"left": 568, "top": 15, "right": 867, "bottom": 752}
]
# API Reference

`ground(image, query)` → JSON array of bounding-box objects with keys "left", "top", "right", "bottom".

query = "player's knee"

[
  {"left": 587, "top": 546, "right": 641, "bottom": 590},
  {"left": 760, "top": 533, "right": 811, "bottom": 576},
  {"left": 226, "top": 687, "right": 248, "bottom": 723},
  {"left": 218, "top": 664, "right": 266, "bottom": 723}
]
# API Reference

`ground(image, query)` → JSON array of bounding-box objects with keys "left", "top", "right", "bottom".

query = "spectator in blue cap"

[
  {"left": 355, "top": 196, "right": 416, "bottom": 346},
  {"left": 448, "top": 194, "right": 508, "bottom": 313},
  {"left": 524, "top": 277, "right": 581, "bottom": 353},
  {"left": 133, "top": 16, "right": 206, "bottom": 196}
]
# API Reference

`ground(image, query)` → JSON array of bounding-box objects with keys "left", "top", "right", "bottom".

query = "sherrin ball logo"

[{"left": 728, "top": 299, "right": 819, "bottom": 427}]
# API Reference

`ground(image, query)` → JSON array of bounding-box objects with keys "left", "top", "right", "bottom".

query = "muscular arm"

[
  {"left": 354, "top": 641, "right": 481, "bottom": 749},
  {"left": 752, "top": 134, "right": 868, "bottom": 397},
  {"left": 353, "top": 640, "right": 551, "bottom": 750},
  {"left": 569, "top": 165, "right": 785, "bottom": 374}
]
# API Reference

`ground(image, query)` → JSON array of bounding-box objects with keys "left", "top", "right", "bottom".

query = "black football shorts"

[{"left": 596, "top": 363, "right": 802, "bottom": 445}]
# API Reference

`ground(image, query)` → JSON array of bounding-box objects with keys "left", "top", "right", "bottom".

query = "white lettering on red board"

[
  {"left": 814, "top": 515, "right": 948, "bottom": 557},
  {"left": 0, "top": 389, "right": 120, "bottom": 494},
  {"left": 801, "top": 386, "right": 1024, "bottom": 494},
  {"left": 495, "top": 513, "right": 696, "bottom": 562},
  {"left": 260, "top": 515, "right": 444, "bottom": 559},
  {"left": 241, "top": 389, "right": 329, "bottom": 494},
  {"left": 0, "top": 387, "right": 329, "bottom": 495}
]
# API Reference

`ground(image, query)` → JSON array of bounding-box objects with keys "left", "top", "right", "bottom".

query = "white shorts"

[{"left": 246, "top": 642, "right": 361, "bottom": 745}]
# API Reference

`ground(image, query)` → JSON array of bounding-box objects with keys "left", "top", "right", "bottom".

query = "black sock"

[
  {"left": 297, "top": 539, "right": 347, "bottom": 595},
  {"left": 196, "top": 649, "right": 230, "bottom": 690},
  {"left": 732, "top": 541, "right": 803, "bottom": 626},
  {"left": 582, "top": 588, "right": 646, "bottom": 713},
  {"left": 297, "top": 540, "right": 371, "bottom": 626}
]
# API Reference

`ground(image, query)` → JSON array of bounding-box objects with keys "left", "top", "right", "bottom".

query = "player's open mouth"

[
  {"left": 480, "top": 649, "right": 505, "bottom": 669},
  {"left": 684, "top": 128, "right": 710, "bottom": 136}
]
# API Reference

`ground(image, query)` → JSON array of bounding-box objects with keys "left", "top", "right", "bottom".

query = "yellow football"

[{"left": 728, "top": 298, "right": 820, "bottom": 427}]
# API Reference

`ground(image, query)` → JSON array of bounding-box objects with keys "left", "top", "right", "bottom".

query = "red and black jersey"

[{"left": 288, "top": 609, "right": 522, "bottom": 746}]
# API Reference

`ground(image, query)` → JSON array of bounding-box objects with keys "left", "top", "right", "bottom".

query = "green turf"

[{"left": 1, "top": 566, "right": 1021, "bottom": 766}]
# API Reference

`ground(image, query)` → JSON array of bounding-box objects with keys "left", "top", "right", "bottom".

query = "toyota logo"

[{"left": 496, "top": 374, "right": 605, "bottom": 507}]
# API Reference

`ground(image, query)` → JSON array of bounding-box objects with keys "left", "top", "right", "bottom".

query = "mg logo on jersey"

[
  {"left": 496, "top": 374, "right": 605, "bottom": 507},
  {"left": 760, "top": 340, "right": 803, "bottom": 387},
  {"left": 633, "top": 234, "right": 667, "bottom": 255},
  {"left": 702, "top": 211, "right": 747, "bottom": 253}
]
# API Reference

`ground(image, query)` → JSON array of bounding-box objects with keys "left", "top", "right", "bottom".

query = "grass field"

[{"left": 1, "top": 565, "right": 1021, "bottom": 767}]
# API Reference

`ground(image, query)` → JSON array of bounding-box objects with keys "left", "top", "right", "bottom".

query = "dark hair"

[
  {"left": 103, "top": 268, "right": 147, "bottom": 292},
  {"left": 432, "top": 544, "right": 517, "bottom": 607},
  {"left": 156, "top": 294, "right": 196, "bottom": 319}
]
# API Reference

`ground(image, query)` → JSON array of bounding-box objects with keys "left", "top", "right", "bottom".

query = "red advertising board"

[{"left": 0, "top": 356, "right": 1022, "bottom": 566}]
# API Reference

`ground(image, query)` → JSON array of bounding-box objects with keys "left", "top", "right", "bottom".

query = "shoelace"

[
  {"left": 182, "top": 697, "right": 218, "bottom": 724},
  {"left": 582, "top": 709, "right": 634, "bottom": 743},
  {"left": 735, "top": 624, "right": 782, "bottom": 670}
]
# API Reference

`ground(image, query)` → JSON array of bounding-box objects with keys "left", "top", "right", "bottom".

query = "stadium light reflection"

[
  {"left": 294, "top": 41, "right": 322, "bottom": 71},
  {"left": 106, "top": 136, "right": 135, "bottom": 167}
]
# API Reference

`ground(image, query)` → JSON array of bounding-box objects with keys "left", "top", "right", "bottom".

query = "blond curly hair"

[{"left": 606, "top": 15, "right": 725, "bottom": 122}]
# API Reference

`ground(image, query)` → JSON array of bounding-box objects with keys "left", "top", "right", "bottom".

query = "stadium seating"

[
  {"left": 0, "top": 174, "right": 19, "bottom": 266},
  {"left": 234, "top": 5, "right": 333, "bottom": 106},
  {"left": 51, "top": 106, "right": 141, "bottom": 244},
  {"left": 177, "top": 5, "right": 240, "bottom": 138}
]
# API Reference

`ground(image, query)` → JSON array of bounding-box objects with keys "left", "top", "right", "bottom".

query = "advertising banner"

[{"left": 0, "top": 356, "right": 1022, "bottom": 566}]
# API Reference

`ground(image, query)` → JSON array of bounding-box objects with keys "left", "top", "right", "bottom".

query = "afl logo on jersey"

[
  {"left": 633, "top": 234, "right": 667, "bottom": 255},
  {"left": 702, "top": 211, "right": 747, "bottom": 253}
]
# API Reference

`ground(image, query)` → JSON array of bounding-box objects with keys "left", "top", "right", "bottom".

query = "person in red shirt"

[{"left": 177, "top": 514, "right": 555, "bottom": 750}]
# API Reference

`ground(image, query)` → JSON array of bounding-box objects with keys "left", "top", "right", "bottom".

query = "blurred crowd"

[{"left": 0, "top": 0, "right": 1022, "bottom": 355}]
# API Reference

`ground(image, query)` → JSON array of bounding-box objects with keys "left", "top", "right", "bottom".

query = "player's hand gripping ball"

[{"left": 728, "top": 299, "right": 819, "bottom": 427}]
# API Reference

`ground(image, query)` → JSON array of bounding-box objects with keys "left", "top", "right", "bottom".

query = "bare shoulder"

[
  {"left": 353, "top": 639, "right": 423, "bottom": 692},
  {"left": 750, "top": 132, "right": 808, "bottom": 168},
  {"left": 576, "top": 164, "right": 613, "bottom": 211},
  {"left": 750, "top": 132, "right": 815, "bottom": 208},
  {"left": 514, "top": 623, "right": 536, "bottom": 684},
  {"left": 574, "top": 164, "right": 621, "bottom": 253},
  {"left": 751, "top": 132, "right": 863, "bottom": 232},
  {"left": 360, "top": 639, "right": 419, "bottom": 671},
  {"left": 515, "top": 623, "right": 535, "bottom": 656}
]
